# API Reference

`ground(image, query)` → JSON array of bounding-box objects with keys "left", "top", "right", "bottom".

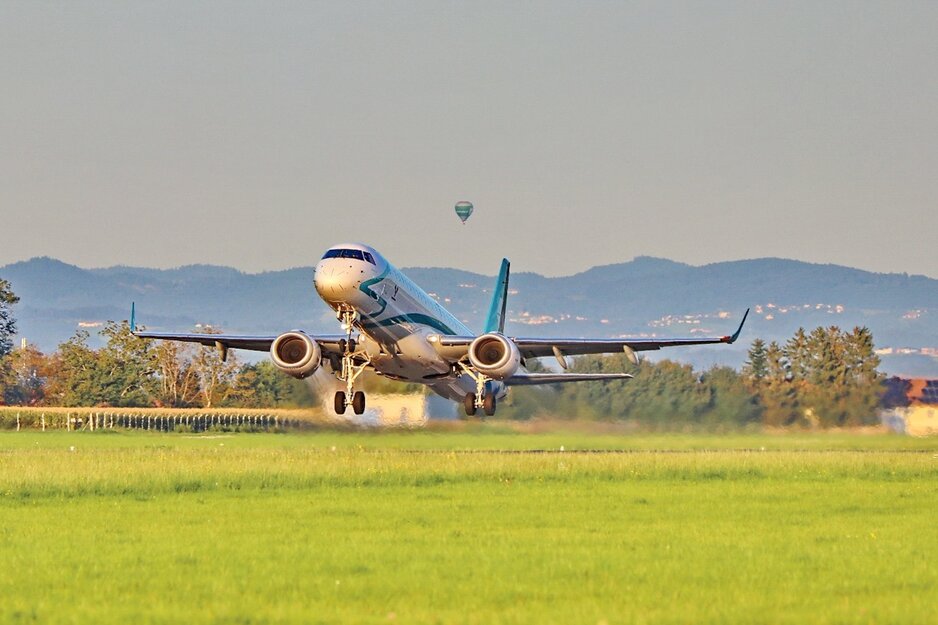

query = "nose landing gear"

[{"left": 334, "top": 309, "right": 369, "bottom": 416}]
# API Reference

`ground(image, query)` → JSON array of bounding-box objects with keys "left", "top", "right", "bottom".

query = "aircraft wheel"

[
  {"left": 352, "top": 391, "right": 366, "bottom": 415},
  {"left": 347, "top": 338, "right": 357, "bottom": 353},
  {"left": 483, "top": 393, "right": 496, "bottom": 416},
  {"left": 338, "top": 339, "right": 347, "bottom": 353},
  {"left": 464, "top": 393, "right": 477, "bottom": 417},
  {"left": 334, "top": 391, "right": 346, "bottom": 415}
]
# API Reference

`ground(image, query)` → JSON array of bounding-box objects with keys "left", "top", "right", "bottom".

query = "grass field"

[{"left": 0, "top": 427, "right": 936, "bottom": 624}]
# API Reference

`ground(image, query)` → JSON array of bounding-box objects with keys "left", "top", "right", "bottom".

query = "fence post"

[{"left": 16, "top": 413, "right": 20, "bottom": 432}]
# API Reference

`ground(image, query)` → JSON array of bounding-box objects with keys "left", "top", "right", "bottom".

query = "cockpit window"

[
  {"left": 363, "top": 252, "right": 376, "bottom": 265},
  {"left": 322, "top": 248, "right": 366, "bottom": 261}
]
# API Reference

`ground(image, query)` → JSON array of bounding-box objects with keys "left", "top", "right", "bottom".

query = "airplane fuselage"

[{"left": 313, "top": 243, "right": 506, "bottom": 401}]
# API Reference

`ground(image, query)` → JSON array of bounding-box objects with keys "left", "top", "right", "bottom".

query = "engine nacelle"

[
  {"left": 468, "top": 333, "right": 521, "bottom": 380},
  {"left": 270, "top": 331, "right": 322, "bottom": 379}
]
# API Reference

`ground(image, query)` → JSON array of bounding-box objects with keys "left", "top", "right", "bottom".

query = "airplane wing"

[
  {"left": 435, "top": 309, "right": 748, "bottom": 362},
  {"left": 513, "top": 309, "right": 750, "bottom": 359},
  {"left": 129, "top": 303, "right": 347, "bottom": 355},
  {"left": 505, "top": 372, "right": 633, "bottom": 386},
  {"left": 132, "top": 331, "right": 347, "bottom": 355}
]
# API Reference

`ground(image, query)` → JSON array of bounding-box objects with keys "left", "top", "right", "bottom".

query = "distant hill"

[{"left": 2, "top": 256, "right": 935, "bottom": 376}]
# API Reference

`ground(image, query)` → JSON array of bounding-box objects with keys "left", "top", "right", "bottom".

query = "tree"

[
  {"left": 759, "top": 341, "right": 800, "bottom": 427},
  {"left": 50, "top": 330, "right": 105, "bottom": 406},
  {"left": 785, "top": 327, "right": 810, "bottom": 381},
  {"left": 0, "top": 278, "right": 18, "bottom": 359},
  {"left": 50, "top": 322, "right": 157, "bottom": 407},
  {"left": 699, "top": 366, "right": 762, "bottom": 426},
  {"left": 190, "top": 328, "right": 240, "bottom": 408},
  {"left": 2, "top": 343, "right": 52, "bottom": 406},
  {"left": 564, "top": 356, "right": 709, "bottom": 425},
  {"left": 224, "top": 360, "right": 317, "bottom": 408},
  {"left": 754, "top": 326, "right": 885, "bottom": 428},
  {"left": 153, "top": 340, "right": 201, "bottom": 407},
  {"left": 742, "top": 338, "right": 768, "bottom": 383}
]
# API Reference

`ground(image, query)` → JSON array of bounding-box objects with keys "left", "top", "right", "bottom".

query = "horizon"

[{"left": 4, "top": 252, "right": 938, "bottom": 281}]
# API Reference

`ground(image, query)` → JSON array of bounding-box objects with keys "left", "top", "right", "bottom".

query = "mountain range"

[{"left": 2, "top": 256, "right": 936, "bottom": 377}]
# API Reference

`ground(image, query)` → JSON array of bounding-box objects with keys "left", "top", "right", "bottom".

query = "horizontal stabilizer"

[{"left": 505, "top": 372, "right": 633, "bottom": 386}]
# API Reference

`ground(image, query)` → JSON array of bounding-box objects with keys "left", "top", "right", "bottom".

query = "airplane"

[{"left": 133, "top": 243, "right": 748, "bottom": 417}]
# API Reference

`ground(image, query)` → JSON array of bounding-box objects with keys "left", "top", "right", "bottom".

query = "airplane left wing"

[{"left": 435, "top": 309, "right": 749, "bottom": 362}]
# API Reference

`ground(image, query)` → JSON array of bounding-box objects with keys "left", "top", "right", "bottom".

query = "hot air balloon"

[{"left": 454, "top": 201, "right": 474, "bottom": 224}]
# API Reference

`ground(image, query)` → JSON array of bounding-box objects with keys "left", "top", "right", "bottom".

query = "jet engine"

[
  {"left": 270, "top": 331, "right": 322, "bottom": 379},
  {"left": 468, "top": 333, "right": 521, "bottom": 380}
]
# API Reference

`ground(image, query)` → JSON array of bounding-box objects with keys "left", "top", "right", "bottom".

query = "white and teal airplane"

[{"left": 134, "top": 243, "right": 748, "bottom": 417}]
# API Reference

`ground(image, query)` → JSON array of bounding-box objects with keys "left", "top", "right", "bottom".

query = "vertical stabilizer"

[{"left": 484, "top": 259, "right": 510, "bottom": 334}]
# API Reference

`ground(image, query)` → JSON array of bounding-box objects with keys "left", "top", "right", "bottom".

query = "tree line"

[
  {"left": 0, "top": 279, "right": 314, "bottom": 408},
  {"left": 1, "top": 278, "right": 886, "bottom": 425},
  {"left": 501, "top": 326, "right": 884, "bottom": 426}
]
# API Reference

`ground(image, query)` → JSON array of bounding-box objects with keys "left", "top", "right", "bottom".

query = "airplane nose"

[{"left": 314, "top": 261, "right": 360, "bottom": 302}]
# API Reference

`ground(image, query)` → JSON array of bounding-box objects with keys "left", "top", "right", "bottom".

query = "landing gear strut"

[
  {"left": 459, "top": 363, "right": 497, "bottom": 417},
  {"left": 334, "top": 308, "right": 370, "bottom": 416}
]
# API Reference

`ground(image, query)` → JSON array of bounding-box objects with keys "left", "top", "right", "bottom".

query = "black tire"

[
  {"left": 334, "top": 391, "right": 346, "bottom": 415},
  {"left": 483, "top": 393, "right": 496, "bottom": 416},
  {"left": 347, "top": 338, "right": 357, "bottom": 353},
  {"left": 464, "top": 393, "right": 477, "bottom": 417},
  {"left": 338, "top": 339, "right": 347, "bottom": 354},
  {"left": 352, "top": 391, "right": 366, "bottom": 415}
]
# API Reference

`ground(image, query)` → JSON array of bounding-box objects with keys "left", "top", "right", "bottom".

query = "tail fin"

[{"left": 484, "top": 259, "right": 510, "bottom": 334}]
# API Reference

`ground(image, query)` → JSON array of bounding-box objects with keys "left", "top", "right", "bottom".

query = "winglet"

[
  {"left": 483, "top": 259, "right": 511, "bottom": 334},
  {"left": 130, "top": 302, "right": 136, "bottom": 333},
  {"left": 725, "top": 308, "right": 750, "bottom": 344}
]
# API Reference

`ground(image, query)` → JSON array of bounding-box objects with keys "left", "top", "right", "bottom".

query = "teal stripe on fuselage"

[
  {"left": 358, "top": 264, "right": 391, "bottom": 315},
  {"left": 354, "top": 263, "right": 471, "bottom": 340},
  {"left": 361, "top": 313, "right": 458, "bottom": 336}
]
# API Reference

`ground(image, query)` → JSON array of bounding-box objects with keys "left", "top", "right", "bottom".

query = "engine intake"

[
  {"left": 270, "top": 331, "right": 321, "bottom": 379},
  {"left": 468, "top": 333, "right": 521, "bottom": 380}
]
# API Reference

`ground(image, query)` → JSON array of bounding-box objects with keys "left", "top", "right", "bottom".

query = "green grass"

[{"left": 0, "top": 429, "right": 936, "bottom": 624}]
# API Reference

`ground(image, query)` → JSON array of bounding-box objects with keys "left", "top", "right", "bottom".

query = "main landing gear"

[
  {"left": 463, "top": 392, "right": 496, "bottom": 417},
  {"left": 459, "top": 363, "right": 497, "bottom": 417},
  {"left": 333, "top": 309, "right": 370, "bottom": 416}
]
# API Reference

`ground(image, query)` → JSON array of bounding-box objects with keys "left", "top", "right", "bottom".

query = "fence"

[{"left": 0, "top": 407, "right": 329, "bottom": 432}]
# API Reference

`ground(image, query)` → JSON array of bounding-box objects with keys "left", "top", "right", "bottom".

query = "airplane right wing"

[{"left": 132, "top": 330, "right": 347, "bottom": 356}]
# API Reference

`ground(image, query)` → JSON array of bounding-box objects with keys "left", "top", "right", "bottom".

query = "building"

[{"left": 881, "top": 378, "right": 938, "bottom": 436}]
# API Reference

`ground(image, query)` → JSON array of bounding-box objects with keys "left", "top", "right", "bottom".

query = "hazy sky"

[{"left": 1, "top": 1, "right": 936, "bottom": 278}]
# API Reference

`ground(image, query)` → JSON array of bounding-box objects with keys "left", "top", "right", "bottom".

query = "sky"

[{"left": 1, "top": 1, "right": 936, "bottom": 278}]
